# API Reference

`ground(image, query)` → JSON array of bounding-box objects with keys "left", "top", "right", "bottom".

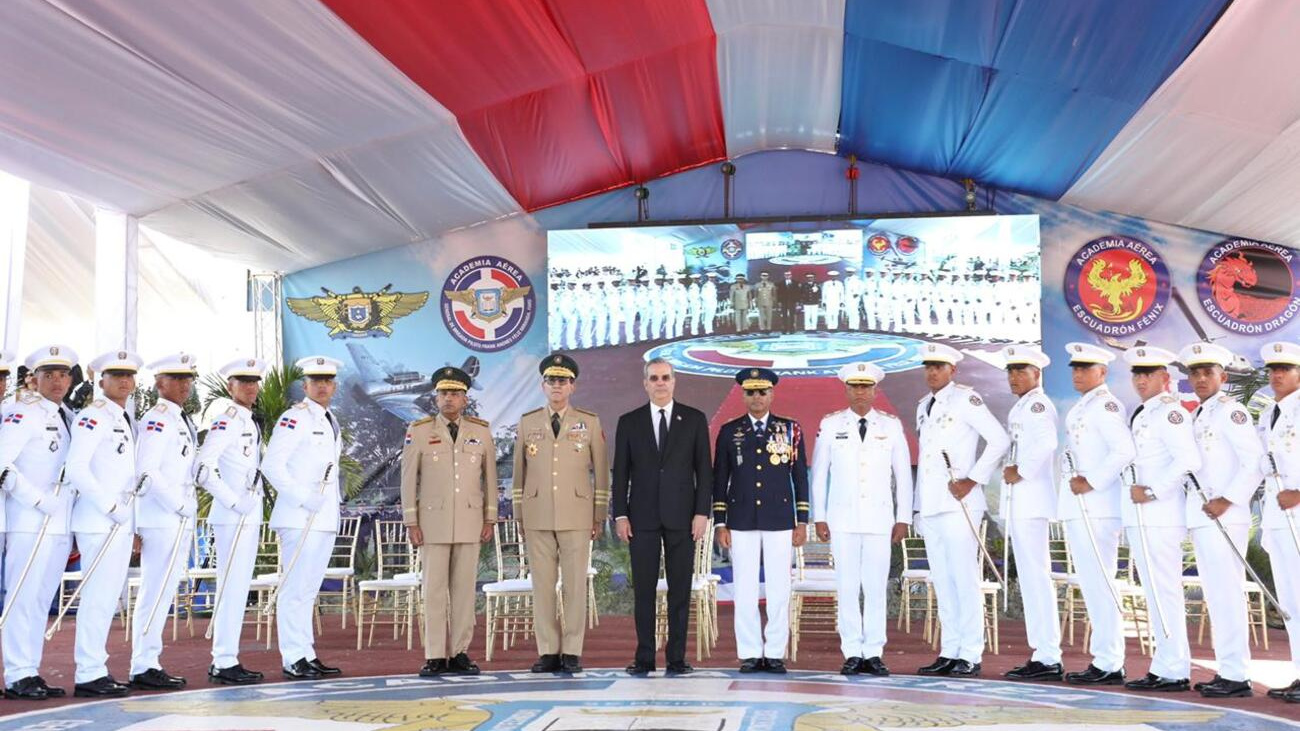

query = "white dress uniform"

[
  {"left": 576, "top": 284, "right": 596, "bottom": 348},
  {"left": 811, "top": 363, "right": 912, "bottom": 662},
  {"left": 560, "top": 285, "right": 579, "bottom": 350},
  {"left": 685, "top": 277, "right": 702, "bottom": 335},
  {"left": 131, "top": 354, "right": 200, "bottom": 679},
  {"left": 998, "top": 346, "right": 1062, "bottom": 668},
  {"left": 592, "top": 283, "right": 609, "bottom": 347},
  {"left": 671, "top": 280, "right": 688, "bottom": 338},
  {"left": 1258, "top": 341, "right": 1300, "bottom": 684},
  {"left": 1121, "top": 347, "right": 1200, "bottom": 683},
  {"left": 622, "top": 280, "right": 640, "bottom": 343},
  {"left": 0, "top": 345, "right": 77, "bottom": 692},
  {"left": 1179, "top": 342, "right": 1261, "bottom": 686},
  {"left": 914, "top": 344, "right": 1009, "bottom": 666},
  {"left": 67, "top": 350, "right": 142, "bottom": 688},
  {"left": 262, "top": 357, "right": 345, "bottom": 670},
  {"left": 701, "top": 276, "right": 718, "bottom": 334},
  {"left": 645, "top": 281, "right": 664, "bottom": 340},
  {"left": 843, "top": 272, "right": 864, "bottom": 330},
  {"left": 197, "top": 358, "right": 269, "bottom": 676},
  {"left": 605, "top": 283, "right": 623, "bottom": 346},
  {"left": 821, "top": 273, "right": 843, "bottom": 330},
  {"left": 1058, "top": 343, "right": 1135, "bottom": 675}
]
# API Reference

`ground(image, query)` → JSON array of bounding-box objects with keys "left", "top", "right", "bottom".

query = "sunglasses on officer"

[{"left": 743, "top": 388, "right": 770, "bottom": 397}]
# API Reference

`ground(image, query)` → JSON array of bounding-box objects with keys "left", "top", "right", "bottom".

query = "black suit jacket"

[{"left": 612, "top": 402, "right": 713, "bottom": 531}]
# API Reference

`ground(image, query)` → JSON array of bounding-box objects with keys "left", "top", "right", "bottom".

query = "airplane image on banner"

[{"left": 345, "top": 342, "right": 480, "bottom": 422}]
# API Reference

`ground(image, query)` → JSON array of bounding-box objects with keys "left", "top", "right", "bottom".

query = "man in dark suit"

[{"left": 612, "top": 357, "right": 712, "bottom": 676}]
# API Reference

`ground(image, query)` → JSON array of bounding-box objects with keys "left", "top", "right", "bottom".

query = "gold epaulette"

[
  {"left": 573, "top": 407, "right": 599, "bottom": 417},
  {"left": 521, "top": 407, "right": 543, "bottom": 418},
  {"left": 410, "top": 416, "right": 433, "bottom": 427},
  {"left": 878, "top": 411, "right": 899, "bottom": 420},
  {"left": 463, "top": 415, "right": 489, "bottom": 427}
]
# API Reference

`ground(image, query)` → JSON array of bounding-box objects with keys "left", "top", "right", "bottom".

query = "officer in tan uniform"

[
  {"left": 402, "top": 366, "right": 497, "bottom": 677},
  {"left": 754, "top": 272, "right": 778, "bottom": 330},
  {"left": 512, "top": 354, "right": 609, "bottom": 674}
]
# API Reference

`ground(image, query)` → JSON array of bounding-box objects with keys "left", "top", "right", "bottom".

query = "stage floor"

[{"left": 3, "top": 608, "right": 1296, "bottom": 728}]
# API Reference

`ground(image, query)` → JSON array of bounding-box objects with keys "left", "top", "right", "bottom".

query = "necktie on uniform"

[
  {"left": 448, "top": 420, "right": 459, "bottom": 443},
  {"left": 551, "top": 412, "right": 561, "bottom": 438},
  {"left": 754, "top": 420, "right": 765, "bottom": 440},
  {"left": 1130, "top": 404, "right": 1145, "bottom": 427},
  {"left": 326, "top": 410, "right": 340, "bottom": 440},
  {"left": 1272, "top": 408, "right": 1281, "bottom": 430},
  {"left": 925, "top": 397, "right": 935, "bottom": 417},
  {"left": 657, "top": 408, "right": 668, "bottom": 454},
  {"left": 859, "top": 417, "right": 868, "bottom": 441}
]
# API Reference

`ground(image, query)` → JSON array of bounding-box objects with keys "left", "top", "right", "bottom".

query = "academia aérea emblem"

[
  {"left": 1064, "top": 235, "right": 1170, "bottom": 336},
  {"left": 286, "top": 285, "right": 429, "bottom": 339},
  {"left": 441, "top": 256, "right": 535, "bottom": 352},
  {"left": 720, "top": 238, "right": 744, "bottom": 260},
  {"left": 1197, "top": 238, "right": 1300, "bottom": 334}
]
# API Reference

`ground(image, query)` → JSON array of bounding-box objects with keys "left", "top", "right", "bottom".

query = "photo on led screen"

[{"left": 547, "top": 216, "right": 1042, "bottom": 353}]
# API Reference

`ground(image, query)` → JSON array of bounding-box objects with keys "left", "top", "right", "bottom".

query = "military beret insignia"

[
  {"left": 180, "top": 354, "right": 190, "bottom": 364},
  {"left": 50, "top": 346, "right": 59, "bottom": 356},
  {"left": 1104, "top": 401, "right": 1119, "bottom": 413},
  {"left": 968, "top": 394, "right": 983, "bottom": 406},
  {"left": 1276, "top": 344, "right": 1285, "bottom": 353},
  {"left": 1030, "top": 402, "right": 1045, "bottom": 413},
  {"left": 118, "top": 351, "right": 127, "bottom": 359},
  {"left": 1168, "top": 410, "right": 1184, "bottom": 424},
  {"left": 1231, "top": 410, "right": 1248, "bottom": 425},
  {"left": 247, "top": 358, "right": 256, "bottom": 367}
]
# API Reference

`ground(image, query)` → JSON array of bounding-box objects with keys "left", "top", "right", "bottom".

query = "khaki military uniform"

[
  {"left": 730, "top": 283, "right": 753, "bottom": 332},
  {"left": 754, "top": 280, "right": 777, "bottom": 330},
  {"left": 401, "top": 414, "right": 498, "bottom": 659},
  {"left": 511, "top": 406, "right": 609, "bottom": 655}
]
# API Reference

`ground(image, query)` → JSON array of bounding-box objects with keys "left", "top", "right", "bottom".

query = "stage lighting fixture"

[{"left": 962, "top": 178, "right": 978, "bottom": 211}]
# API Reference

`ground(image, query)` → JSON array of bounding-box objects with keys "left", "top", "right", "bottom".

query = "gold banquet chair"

[
  {"left": 482, "top": 519, "right": 534, "bottom": 661},
  {"left": 355, "top": 519, "right": 422, "bottom": 650},
  {"left": 897, "top": 527, "right": 935, "bottom": 639},
  {"left": 654, "top": 520, "right": 717, "bottom": 660},
  {"left": 317, "top": 515, "right": 362, "bottom": 628},
  {"left": 789, "top": 524, "right": 838, "bottom": 661}
]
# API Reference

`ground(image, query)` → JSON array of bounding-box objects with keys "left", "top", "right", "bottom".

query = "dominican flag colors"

[
  {"left": 2, "top": 413, "right": 24, "bottom": 425},
  {"left": 278, "top": 417, "right": 298, "bottom": 430},
  {"left": 145, "top": 420, "right": 165, "bottom": 432},
  {"left": 76, "top": 417, "right": 98, "bottom": 430}
]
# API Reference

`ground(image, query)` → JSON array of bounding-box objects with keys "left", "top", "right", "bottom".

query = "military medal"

[
  {"left": 732, "top": 428, "right": 745, "bottom": 466},
  {"left": 769, "top": 452, "right": 781, "bottom": 465},
  {"left": 526, "top": 442, "right": 538, "bottom": 457},
  {"left": 49, "top": 440, "right": 58, "bottom": 452}
]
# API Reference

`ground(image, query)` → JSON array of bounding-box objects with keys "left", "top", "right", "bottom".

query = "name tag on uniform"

[
  {"left": 466, "top": 437, "right": 482, "bottom": 445},
  {"left": 312, "top": 430, "right": 325, "bottom": 436},
  {"left": 834, "top": 433, "right": 849, "bottom": 440}
]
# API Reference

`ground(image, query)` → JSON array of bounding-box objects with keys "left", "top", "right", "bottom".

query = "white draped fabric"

[
  {"left": 708, "top": 0, "right": 845, "bottom": 157},
  {"left": 1064, "top": 0, "right": 1300, "bottom": 245}
]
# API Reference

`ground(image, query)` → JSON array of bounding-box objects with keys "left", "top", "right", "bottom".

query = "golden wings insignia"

[
  {"left": 443, "top": 285, "right": 532, "bottom": 323},
  {"left": 287, "top": 284, "right": 429, "bottom": 338}
]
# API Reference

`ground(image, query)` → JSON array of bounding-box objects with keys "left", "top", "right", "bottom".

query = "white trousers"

[
  {"left": 1126, "top": 524, "right": 1190, "bottom": 678},
  {"left": 1009, "top": 518, "right": 1062, "bottom": 664},
  {"left": 702, "top": 306, "right": 716, "bottom": 334},
  {"left": 211, "top": 519, "right": 262, "bottom": 668},
  {"left": 845, "top": 299, "right": 861, "bottom": 330},
  {"left": 73, "top": 528, "right": 133, "bottom": 682},
  {"left": 731, "top": 529, "right": 792, "bottom": 659},
  {"left": 275, "top": 528, "right": 335, "bottom": 667},
  {"left": 831, "top": 531, "right": 890, "bottom": 659},
  {"left": 1264, "top": 527, "right": 1300, "bottom": 675},
  {"left": 2, "top": 532, "right": 71, "bottom": 684},
  {"left": 563, "top": 315, "right": 578, "bottom": 350},
  {"left": 131, "top": 524, "right": 192, "bottom": 675},
  {"left": 1190, "top": 523, "right": 1251, "bottom": 682},
  {"left": 822, "top": 300, "right": 840, "bottom": 329},
  {"left": 593, "top": 313, "right": 607, "bottom": 347},
  {"left": 1064, "top": 517, "right": 1125, "bottom": 671},
  {"left": 922, "top": 511, "right": 985, "bottom": 663},
  {"left": 802, "top": 306, "right": 818, "bottom": 331}
]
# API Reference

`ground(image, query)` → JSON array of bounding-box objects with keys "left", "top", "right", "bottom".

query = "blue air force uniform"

[{"left": 713, "top": 368, "right": 809, "bottom": 664}]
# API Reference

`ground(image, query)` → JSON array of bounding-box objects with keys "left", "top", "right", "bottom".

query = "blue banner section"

[{"left": 839, "top": 0, "right": 1228, "bottom": 198}]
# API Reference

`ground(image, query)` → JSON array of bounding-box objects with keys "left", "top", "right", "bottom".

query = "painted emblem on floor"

[{"left": 0, "top": 671, "right": 1286, "bottom": 731}]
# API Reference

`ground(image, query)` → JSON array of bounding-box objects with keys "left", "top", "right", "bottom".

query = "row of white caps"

[{"left": 0, "top": 347, "right": 345, "bottom": 380}]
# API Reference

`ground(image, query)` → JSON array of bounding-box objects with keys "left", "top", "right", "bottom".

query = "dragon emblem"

[
  {"left": 1085, "top": 258, "right": 1148, "bottom": 322},
  {"left": 287, "top": 284, "right": 429, "bottom": 339}
]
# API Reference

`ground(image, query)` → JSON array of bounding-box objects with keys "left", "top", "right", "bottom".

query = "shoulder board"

[
  {"left": 91, "top": 399, "right": 106, "bottom": 409},
  {"left": 878, "top": 411, "right": 899, "bottom": 420},
  {"left": 1216, "top": 394, "right": 1233, "bottom": 404},
  {"left": 573, "top": 407, "right": 598, "bottom": 417},
  {"left": 19, "top": 391, "right": 41, "bottom": 405},
  {"left": 1159, "top": 395, "right": 1177, "bottom": 405},
  {"left": 954, "top": 383, "right": 973, "bottom": 390},
  {"left": 224, "top": 405, "right": 238, "bottom": 417},
  {"left": 150, "top": 401, "right": 169, "bottom": 413},
  {"left": 463, "top": 415, "right": 489, "bottom": 427},
  {"left": 821, "top": 409, "right": 846, "bottom": 421},
  {"left": 292, "top": 401, "right": 309, "bottom": 410},
  {"left": 521, "top": 407, "right": 544, "bottom": 418},
  {"left": 410, "top": 416, "right": 433, "bottom": 427}
]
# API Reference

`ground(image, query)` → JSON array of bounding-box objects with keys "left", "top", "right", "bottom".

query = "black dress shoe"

[
  {"left": 532, "top": 654, "right": 561, "bottom": 673},
  {"left": 841, "top": 657, "right": 863, "bottom": 676},
  {"left": 4, "top": 676, "right": 48, "bottom": 700},
  {"left": 282, "top": 658, "right": 322, "bottom": 681},
  {"left": 739, "top": 657, "right": 764, "bottom": 673},
  {"left": 1193, "top": 674, "right": 1222, "bottom": 692},
  {"left": 858, "top": 657, "right": 891, "bottom": 677},
  {"left": 130, "top": 668, "right": 187, "bottom": 691},
  {"left": 1285, "top": 687, "right": 1300, "bottom": 703},
  {"left": 1005, "top": 660, "right": 1063, "bottom": 681},
  {"left": 1268, "top": 679, "right": 1300, "bottom": 698},
  {"left": 950, "top": 660, "right": 981, "bottom": 677},
  {"left": 240, "top": 665, "right": 264, "bottom": 681},
  {"left": 34, "top": 676, "right": 66, "bottom": 698},
  {"left": 1199, "top": 678, "right": 1252, "bottom": 698},
  {"left": 419, "top": 659, "right": 448, "bottom": 677},
  {"left": 448, "top": 653, "right": 481, "bottom": 675},
  {"left": 74, "top": 676, "right": 130, "bottom": 698},
  {"left": 626, "top": 661, "right": 654, "bottom": 676},
  {"left": 764, "top": 658, "right": 787, "bottom": 674},
  {"left": 1066, "top": 664, "right": 1125, "bottom": 685},
  {"left": 308, "top": 658, "right": 341, "bottom": 676},
  {"left": 208, "top": 664, "right": 261, "bottom": 685},
  {"left": 560, "top": 654, "right": 583, "bottom": 673},
  {"left": 1124, "top": 673, "right": 1190, "bottom": 692},
  {"left": 917, "top": 656, "right": 956, "bottom": 676},
  {"left": 666, "top": 661, "right": 693, "bottom": 676}
]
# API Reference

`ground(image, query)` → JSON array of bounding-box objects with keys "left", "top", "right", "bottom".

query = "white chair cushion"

[
  {"left": 791, "top": 578, "right": 837, "bottom": 592},
  {"left": 358, "top": 578, "right": 419, "bottom": 590},
  {"left": 483, "top": 578, "right": 533, "bottom": 593},
  {"left": 901, "top": 569, "right": 930, "bottom": 579},
  {"left": 324, "top": 568, "right": 355, "bottom": 578}
]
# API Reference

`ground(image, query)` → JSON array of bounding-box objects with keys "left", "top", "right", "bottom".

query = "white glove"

[
  {"left": 232, "top": 492, "right": 260, "bottom": 516},
  {"left": 178, "top": 500, "right": 196, "bottom": 519},
  {"left": 107, "top": 503, "right": 130, "bottom": 525},
  {"left": 133, "top": 475, "right": 152, "bottom": 497},
  {"left": 301, "top": 491, "right": 327, "bottom": 512},
  {"left": 35, "top": 495, "right": 61, "bottom": 517}
]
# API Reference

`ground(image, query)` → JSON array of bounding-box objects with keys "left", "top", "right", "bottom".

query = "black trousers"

[{"left": 629, "top": 525, "right": 694, "bottom": 665}]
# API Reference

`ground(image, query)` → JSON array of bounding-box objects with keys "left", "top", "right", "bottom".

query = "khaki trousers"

[
  {"left": 420, "top": 542, "right": 480, "bottom": 658},
  {"left": 526, "top": 529, "right": 590, "bottom": 655}
]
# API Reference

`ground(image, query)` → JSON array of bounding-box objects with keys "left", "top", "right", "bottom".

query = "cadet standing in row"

[
  {"left": 714, "top": 368, "right": 809, "bottom": 674},
  {"left": 402, "top": 366, "right": 496, "bottom": 677},
  {"left": 66, "top": 350, "right": 142, "bottom": 697},
  {"left": 811, "top": 362, "right": 911, "bottom": 677},
  {"left": 513, "top": 354, "right": 608, "bottom": 674},
  {"left": 1258, "top": 342, "right": 1300, "bottom": 705}
]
